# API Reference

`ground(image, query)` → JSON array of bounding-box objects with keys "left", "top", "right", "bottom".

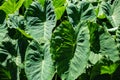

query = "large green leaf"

[
  {"left": 88, "top": 21, "right": 119, "bottom": 62},
  {"left": 101, "top": 0, "right": 120, "bottom": 27},
  {"left": 99, "top": 32, "right": 119, "bottom": 62},
  {"left": 51, "top": 21, "right": 90, "bottom": 80},
  {"left": 0, "top": 0, "right": 24, "bottom": 15},
  {"left": 66, "top": 2, "right": 96, "bottom": 27},
  {"left": 51, "top": 21, "right": 76, "bottom": 78},
  {"left": 25, "top": 40, "right": 55, "bottom": 80},
  {"left": 25, "top": 0, "right": 56, "bottom": 41}
]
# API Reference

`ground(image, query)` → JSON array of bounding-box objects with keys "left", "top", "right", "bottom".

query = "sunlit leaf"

[
  {"left": 0, "top": 0, "right": 24, "bottom": 15},
  {"left": 53, "top": 0, "right": 66, "bottom": 20},
  {"left": 101, "top": 63, "right": 118, "bottom": 75}
]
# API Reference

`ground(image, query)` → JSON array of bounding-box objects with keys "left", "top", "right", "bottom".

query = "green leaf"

[
  {"left": 25, "top": 1, "right": 56, "bottom": 41},
  {"left": 23, "top": 0, "right": 32, "bottom": 8},
  {"left": 0, "top": 0, "right": 24, "bottom": 15},
  {"left": 51, "top": 21, "right": 90, "bottom": 80},
  {"left": 101, "top": 63, "right": 118, "bottom": 75},
  {"left": 66, "top": 2, "right": 96, "bottom": 27},
  {"left": 51, "top": 21, "right": 76, "bottom": 78},
  {"left": 7, "top": 15, "right": 25, "bottom": 29},
  {"left": 25, "top": 40, "right": 55, "bottom": 80},
  {"left": 101, "top": 0, "right": 120, "bottom": 27},
  {"left": 99, "top": 32, "right": 119, "bottom": 62},
  {"left": 97, "top": 4, "right": 106, "bottom": 19},
  {"left": 53, "top": 0, "right": 66, "bottom": 20},
  {"left": 0, "top": 38, "right": 21, "bottom": 80}
]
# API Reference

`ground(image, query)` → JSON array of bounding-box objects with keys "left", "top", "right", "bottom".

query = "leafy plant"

[{"left": 0, "top": 0, "right": 120, "bottom": 80}]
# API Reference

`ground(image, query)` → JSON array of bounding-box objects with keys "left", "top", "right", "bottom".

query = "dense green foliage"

[{"left": 0, "top": 0, "right": 120, "bottom": 80}]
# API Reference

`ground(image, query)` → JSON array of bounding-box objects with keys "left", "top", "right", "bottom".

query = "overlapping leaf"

[
  {"left": 66, "top": 1, "right": 96, "bottom": 27},
  {"left": 99, "top": 31, "right": 119, "bottom": 62},
  {"left": 25, "top": 0, "right": 56, "bottom": 41},
  {"left": 7, "top": 15, "right": 32, "bottom": 39},
  {"left": 0, "top": 38, "right": 17, "bottom": 66},
  {"left": 25, "top": 40, "right": 55, "bottom": 80},
  {"left": 101, "top": 0, "right": 120, "bottom": 27},
  {"left": 51, "top": 21, "right": 90, "bottom": 80}
]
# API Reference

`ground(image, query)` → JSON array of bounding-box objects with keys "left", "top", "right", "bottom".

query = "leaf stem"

[{"left": 55, "top": 74, "right": 57, "bottom": 80}]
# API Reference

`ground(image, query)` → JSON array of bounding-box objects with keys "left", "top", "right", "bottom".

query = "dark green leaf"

[
  {"left": 0, "top": 10, "right": 6, "bottom": 24},
  {"left": 101, "top": 0, "right": 120, "bottom": 27},
  {"left": 66, "top": 2, "right": 96, "bottom": 27},
  {"left": 25, "top": 40, "right": 55, "bottom": 80},
  {"left": 51, "top": 21, "right": 90, "bottom": 80}
]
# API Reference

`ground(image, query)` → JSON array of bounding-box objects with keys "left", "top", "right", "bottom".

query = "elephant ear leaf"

[
  {"left": 101, "top": 0, "right": 120, "bottom": 27},
  {"left": 66, "top": 2, "right": 96, "bottom": 27},
  {"left": 25, "top": 0, "right": 56, "bottom": 41},
  {"left": 51, "top": 21, "right": 90, "bottom": 80},
  {"left": 99, "top": 31, "right": 119, "bottom": 62},
  {"left": 25, "top": 40, "right": 55, "bottom": 80}
]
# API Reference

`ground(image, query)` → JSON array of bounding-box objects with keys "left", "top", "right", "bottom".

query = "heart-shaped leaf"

[
  {"left": 25, "top": 0, "right": 56, "bottom": 41},
  {"left": 51, "top": 21, "right": 90, "bottom": 80},
  {"left": 25, "top": 40, "right": 55, "bottom": 80}
]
